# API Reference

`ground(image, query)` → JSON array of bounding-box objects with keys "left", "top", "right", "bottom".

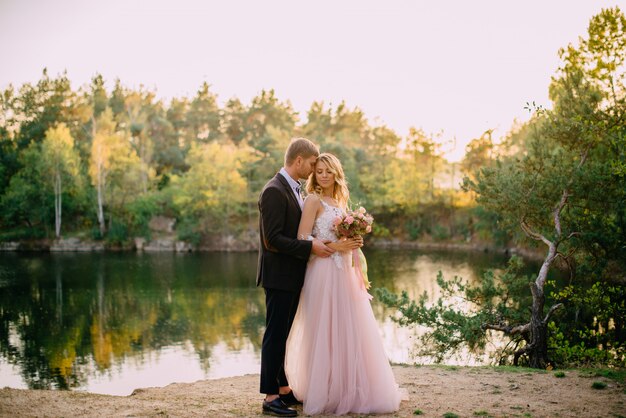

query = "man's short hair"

[{"left": 284, "top": 137, "right": 319, "bottom": 166}]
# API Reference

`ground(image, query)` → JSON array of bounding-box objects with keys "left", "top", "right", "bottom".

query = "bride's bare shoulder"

[
  {"left": 304, "top": 193, "right": 320, "bottom": 203},
  {"left": 303, "top": 194, "right": 322, "bottom": 210}
]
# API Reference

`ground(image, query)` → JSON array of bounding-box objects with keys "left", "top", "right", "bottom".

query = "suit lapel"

[{"left": 275, "top": 173, "right": 302, "bottom": 214}]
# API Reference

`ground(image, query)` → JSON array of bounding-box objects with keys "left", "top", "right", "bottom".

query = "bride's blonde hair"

[{"left": 305, "top": 153, "right": 350, "bottom": 209}]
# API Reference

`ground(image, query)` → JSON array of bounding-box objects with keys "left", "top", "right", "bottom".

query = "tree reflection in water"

[
  {"left": 0, "top": 249, "right": 529, "bottom": 392},
  {"left": 0, "top": 252, "right": 265, "bottom": 390}
]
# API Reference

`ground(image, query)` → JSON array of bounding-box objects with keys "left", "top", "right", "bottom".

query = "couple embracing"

[{"left": 257, "top": 138, "right": 404, "bottom": 417}]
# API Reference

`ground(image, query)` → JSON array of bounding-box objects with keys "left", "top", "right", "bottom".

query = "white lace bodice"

[
  {"left": 311, "top": 199, "right": 347, "bottom": 268},
  {"left": 312, "top": 199, "right": 343, "bottom": 241}
]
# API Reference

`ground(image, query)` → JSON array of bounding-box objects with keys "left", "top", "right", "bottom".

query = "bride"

[{"left": 285, "top": 153, "right": 404, "bottom": 415}]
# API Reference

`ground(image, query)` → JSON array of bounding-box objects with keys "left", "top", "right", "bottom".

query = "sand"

[{"left": 1, "top": 365, "right": 624, "bottom": 417}]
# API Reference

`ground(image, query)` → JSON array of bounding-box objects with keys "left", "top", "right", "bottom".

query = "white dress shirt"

[{"left": 279, "top": 167, "right": 304, "bottom": 209}]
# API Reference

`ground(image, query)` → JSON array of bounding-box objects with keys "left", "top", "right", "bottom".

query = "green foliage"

[
  {"left": 467, "top": 205, "right": 509, "bottom": 246},
  {"left": 413, "top": 410, "right": 423, "bottom": 415},
  {"left": 405, "top": 219, "right": 421, "bottom": 241},
  {"left": 90, "top": 226, "right": 103, "bottom": 241},
  {"left": 170, "top": 142, "right": 251, "bottom": 236},
  {"left": 554, "top": 371, "right": 566, "bottom": 378},
  {"left": 0, "top": 226, "right": 47, "bottom": 241},
  {"left": 377, "top": 256, "right": 532, "bottom": 363},
  {"left": 126, "top": 197, "right": 156, "bottom": 239},
  {"left": 591, "top": 381, "right": 607, "bottom": 389},
  {"left": 175, "top": 219, "right": 202, "bottom": 246},
  {"left": 105, "top": 220, "right": 128, "bottom": 246},
  {"left": 371, "top": 223, "right": 392, "bottom": 239},
  {"left": 548, "top": 282, "right": 625, "bottom": 367},
  {"left": 431, "top": 224, "right": 450, "bottom": 241},
  {"left": 0, "top": 142, "right": 53, "bottom": 234}
]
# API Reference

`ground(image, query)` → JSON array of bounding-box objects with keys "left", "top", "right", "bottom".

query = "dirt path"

[{"left": 1, "top": 365, "right": 624, "bottom": 417}]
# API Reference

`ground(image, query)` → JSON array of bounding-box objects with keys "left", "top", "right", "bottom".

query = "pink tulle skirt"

[{"left": 285, "top": 252, "right": 404, "bottom": 415}]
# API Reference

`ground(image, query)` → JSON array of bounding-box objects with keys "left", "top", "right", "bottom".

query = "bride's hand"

[{"left": 327, "top": 238, "right": 362, "bottom": 252}]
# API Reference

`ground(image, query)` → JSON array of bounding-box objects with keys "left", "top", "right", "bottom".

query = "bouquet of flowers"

[
  {"left": 333, "top": 207, "right": 374, "bottom": 294},
  {"left": 333, "top": 206, "right": 374, "bottom": 239}
]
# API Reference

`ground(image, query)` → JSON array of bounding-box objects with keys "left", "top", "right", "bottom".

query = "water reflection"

[
  {"left": 0, "top": 249, "right": 526, "bottom": 395},
  {"left": 366, "top": 248, "right": 516, "bottom": 365}
]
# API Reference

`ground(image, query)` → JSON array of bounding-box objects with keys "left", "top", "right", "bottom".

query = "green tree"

[
  {"left": 40, "top": 123, "right": 82, "bottom": 238},
  {"left": 0, "top": 86, "right": 19, "bottom": 198},
  {"left": 170, "top": 142, "right": 251, "bottom": 237},
  {"left": 379, "top": 6, "right": 626, "bottom": 368},
  {"left": 89, "top": 108, "right": 143, "bottom": 236},
  {"left": 461, "top": 130, "right": 495, "bottom": 182},
  {"left": 186, "top": 82, "right": 221, "bottom": 145},
  {"left": 0, "top": 143, "right": 51, "bottom": 236},
  {"left": 222, "top": 98, "right": 247, "bottom": 145}
]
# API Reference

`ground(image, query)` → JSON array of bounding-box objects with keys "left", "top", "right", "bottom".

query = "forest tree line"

[{"left": 0, "top": 70, "right": 506, "bottom": 246}]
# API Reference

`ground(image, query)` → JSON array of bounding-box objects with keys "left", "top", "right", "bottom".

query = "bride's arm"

[
  {"left": 298, "top": 195, "right": 360, "bottom": 253},
  {"left": 297, "top": 195, "right": 321, "bottom": 240},
  {"left": 298, "top": 195, "right": 335, "bottom": 257}
]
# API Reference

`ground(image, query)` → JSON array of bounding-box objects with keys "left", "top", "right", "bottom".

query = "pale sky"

[{"left": 0, "top": 0, "right": 623, "bottom": 161}]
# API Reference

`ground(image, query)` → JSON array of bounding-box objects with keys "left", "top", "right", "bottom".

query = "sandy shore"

[{"left": 1, "top": 365, "right": 624, "bottom": 417}]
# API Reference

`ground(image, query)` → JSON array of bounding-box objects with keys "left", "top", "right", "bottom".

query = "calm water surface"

[{"left": 0, "top": 249, "right": 537, "bottom": 395}]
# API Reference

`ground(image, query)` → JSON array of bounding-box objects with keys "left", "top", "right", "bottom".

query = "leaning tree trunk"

[
  {"left": 508, "top": 189, "right": 569, "bottom": 368},
  {"left": 483, "top": 148, "right": 590, "bottom": 368},
  {"left": 528, "top": 276, "right": 550, "bottom": 367},
  {"left": 529, "top": 284, "right": 548, "bottom": 368},
  {"left": 499, "top": 236, "right": 561, "bottom": 368}
]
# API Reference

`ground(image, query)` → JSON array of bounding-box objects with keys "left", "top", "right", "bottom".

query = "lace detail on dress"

[{"left": 312, "top": 199, "right": 346, "bottom": 269}]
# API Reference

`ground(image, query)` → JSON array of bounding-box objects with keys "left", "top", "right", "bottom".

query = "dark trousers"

[{"left": 260, "top": 287, "right": 301, "bottom": 395}]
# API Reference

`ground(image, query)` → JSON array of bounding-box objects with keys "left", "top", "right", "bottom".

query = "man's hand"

[{"left": 312, "top": 239, "right": 334, "bottom": 257}]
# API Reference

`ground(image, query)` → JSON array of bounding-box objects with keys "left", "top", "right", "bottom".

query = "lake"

[{"left": 0, "top": 249, "right": 542, "bottom": 395}]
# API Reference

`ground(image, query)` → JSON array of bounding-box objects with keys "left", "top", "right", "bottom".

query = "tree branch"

[
  {"left": 482, "top": 322, "right": 531, "bottom": 338},
  {"left": 553, "top": 189, "right": 569, "bottom": 238},
  {"left": 513, "top": 343, "right": 535, "bottom": 366},
  {"left": 520, "top": 218, "right": 552, "bottom": 247},
  {"left": 543, "top": 303, "right": 564, "bottom": 324},
  {"left": 556, "top": 250, "right": 577, "bottom": 284}
]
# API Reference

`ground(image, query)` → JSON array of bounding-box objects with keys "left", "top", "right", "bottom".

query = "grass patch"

[
  {"left": 473, "top": 411, "right": 492, "bottom": 417},
  {"left": 578, "top": 368, "right": 626, "bottom": 384},
  {"left": 554, "top": 371, "right": 566, "bottom": 378},
  {"left": 510, "top": 405, "right": 524, "bottom": 410},
  {"left": 484, "top": 365, "right": 547, "bottom": 374},
  {"left": 592, "top": 369, "right": 626, "bottom": 384},
  {"left": 592, "top": 381, "right": 607, "bottom": 389},
  {"left": 413, "top": 410, "right": 423, "bottom": 415},
  {"left": 434, "top": 365, "right": 460, "bottom": 372},
  {"left": 443, "top": 413, "right": 459, "bottom": 418}
]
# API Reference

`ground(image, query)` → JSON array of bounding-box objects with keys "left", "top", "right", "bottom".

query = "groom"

[{"left": 257, "top": 137, "right": 333, "bottom": 417}]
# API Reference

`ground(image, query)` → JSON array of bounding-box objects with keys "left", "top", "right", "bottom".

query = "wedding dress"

[{"left": 285, "top": 199, "right": 404, "bottom": 415}]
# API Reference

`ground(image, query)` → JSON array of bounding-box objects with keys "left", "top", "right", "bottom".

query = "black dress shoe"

[
  {"left": 262, "top": 398, "right": 298, "bottom": 417},
  {"left": 279, "top": 391, "right": 303, "bottom": 406}
]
